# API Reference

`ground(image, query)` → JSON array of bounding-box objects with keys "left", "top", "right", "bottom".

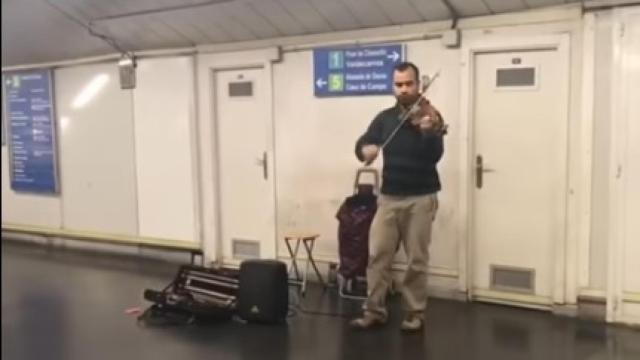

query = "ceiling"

[{"left": 2, "top": 0, "right": 584, "bottom": 67}]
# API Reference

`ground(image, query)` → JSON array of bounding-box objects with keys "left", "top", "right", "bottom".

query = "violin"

[
  {"left": 407, "top": 96, "right": 447, "bottom": 136},
  {"left": 380, "top": 71, "right": 447, "bottom": 150}
]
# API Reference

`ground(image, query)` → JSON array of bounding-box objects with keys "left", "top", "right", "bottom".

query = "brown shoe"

[
  {"left": 350, "top": 312, "right": 387, "bottom": 329},
  {"left": 400, "top": 314, "right": 424, "bottom": 332}
]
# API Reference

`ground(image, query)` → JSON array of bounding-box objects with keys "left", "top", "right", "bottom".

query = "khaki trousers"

[{"left": 364, "top": 193, "right": 438, "bottom": 318}]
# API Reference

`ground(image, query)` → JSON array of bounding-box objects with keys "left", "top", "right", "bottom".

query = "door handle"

[
  {"left": 255, "top": 152, "right": 268, "bottom": 180},
  {"left": 263, "top": 152, "right": 268, "bottom": 180},
  {"left": 475, "top": 155, "right": 495, "bottom": 189}
]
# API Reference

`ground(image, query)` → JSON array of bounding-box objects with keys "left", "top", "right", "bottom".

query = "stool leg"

[
  {"left": 302, "top": 254, "right": 308, "bottom": 296},
  {"left": 285, "top": 238, "right": 302, "bottom": 281},
  {"left": 303, "top": 238, "right": 326, "bottom": 287}
]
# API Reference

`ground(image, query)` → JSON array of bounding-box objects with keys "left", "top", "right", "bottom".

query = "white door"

[
  {"left": 215, "top": 67, "right": 275, "bottom": 264},
  {"left": 610, "top": 10, "right": 640, "bottom": 324},
  {"left": 471, "top": 47, "right": 569, "bottom": 305},
  {"left": 621, "top": 12, "right": 640, "bottom": 317}
]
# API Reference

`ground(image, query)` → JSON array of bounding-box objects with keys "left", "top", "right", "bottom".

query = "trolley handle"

[{"left": 353, "top": 167, "right": 380, "bottom": 195}]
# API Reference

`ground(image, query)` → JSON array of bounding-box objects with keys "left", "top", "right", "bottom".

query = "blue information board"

[
  {"left": 313, "top": 44, "right": 404, "bottom": 97},
  {"left": 4, "top": 70, "right": 59, "bottom": 193}
]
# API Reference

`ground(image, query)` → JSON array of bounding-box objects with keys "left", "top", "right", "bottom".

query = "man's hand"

[
  {"left": 417, "top": 113, "right": 446, "bottom": 135},
  {"left": 361, "top": 144, "right": 380, "bottom": 165}
]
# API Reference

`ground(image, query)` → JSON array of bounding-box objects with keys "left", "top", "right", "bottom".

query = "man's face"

[{"left": 393, "top": 68, "right": 420, "bottom": 106}]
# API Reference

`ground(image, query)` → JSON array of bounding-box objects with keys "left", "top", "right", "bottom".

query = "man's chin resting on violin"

[{"left": 351, "top": 62, "right": 445, "bottom": 332}]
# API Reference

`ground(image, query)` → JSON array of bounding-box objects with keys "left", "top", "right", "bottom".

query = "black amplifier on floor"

[{"left": 238, "top": 259, "right": 289, "bottom": 324}]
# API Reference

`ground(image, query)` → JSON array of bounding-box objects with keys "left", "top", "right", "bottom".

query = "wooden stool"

[{"left": 284, "top": 232, "right": 326, "bottom": 295}]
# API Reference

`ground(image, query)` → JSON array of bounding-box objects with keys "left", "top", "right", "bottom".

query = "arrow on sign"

[
  {"left": 316, "top": 78, "right": 327, "bottom": 88},
  {"left": 387, "top": 51, "right": 400, "bottom": 62}
]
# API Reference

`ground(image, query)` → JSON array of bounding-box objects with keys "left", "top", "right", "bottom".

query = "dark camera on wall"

[{"left": 118, "top": 54, "right": 136, "bottom": 90}]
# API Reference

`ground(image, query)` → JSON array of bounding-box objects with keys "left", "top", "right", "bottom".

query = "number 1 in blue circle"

[{"left": 329, "top": 51, "right": 343, "bottom": 69}]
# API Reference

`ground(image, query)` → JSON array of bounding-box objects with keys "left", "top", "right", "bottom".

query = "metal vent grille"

[
  {"left": 490, "top": 265, "right": 534, "bottom": 293},
  {"left": 496, "top": 67, "right": 535, "bottom": 87},
  {"left": 232, "top": 239, "right": 260, "bottom": 259},
  {"left": 228, "top": 81, "right": 253, "bottom": 97}
]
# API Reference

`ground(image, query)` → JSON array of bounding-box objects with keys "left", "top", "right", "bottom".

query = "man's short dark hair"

[{"left": 393, "top": 62, "right": 420, "bottom": 82}]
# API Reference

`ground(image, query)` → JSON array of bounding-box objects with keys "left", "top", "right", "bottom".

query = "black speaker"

[{"left": 238, "top": 259, "right": 288, "bottom": 324}]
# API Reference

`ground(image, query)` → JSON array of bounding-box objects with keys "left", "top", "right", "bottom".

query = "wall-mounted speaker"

[{"left": 119, "top": 55, "right": 136, "bottom": 90}]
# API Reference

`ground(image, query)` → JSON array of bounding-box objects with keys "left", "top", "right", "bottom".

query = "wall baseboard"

[{"left": 2, "top": 232, "right": 193, "bottom": 264}]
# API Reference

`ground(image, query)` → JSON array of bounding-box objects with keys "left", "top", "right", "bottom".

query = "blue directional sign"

[
  {"left": 4, "top": 70, "right": 59, "bottom": 193},
  {"left": 313, "top": 44, "right": 404, "bottom": 97}
]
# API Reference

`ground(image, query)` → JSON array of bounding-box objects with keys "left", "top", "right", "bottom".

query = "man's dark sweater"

[{"left": 355, "top": 104, "right": 444, "bottom": 196}]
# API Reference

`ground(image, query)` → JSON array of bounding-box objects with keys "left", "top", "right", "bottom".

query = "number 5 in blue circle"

[{"left": 328, "top": 74, "right": 344, "bottom": 92}]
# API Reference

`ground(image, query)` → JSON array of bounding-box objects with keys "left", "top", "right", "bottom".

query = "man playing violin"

[{"left": 351, "top": 62, "right": 445, "bottom": 332}]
